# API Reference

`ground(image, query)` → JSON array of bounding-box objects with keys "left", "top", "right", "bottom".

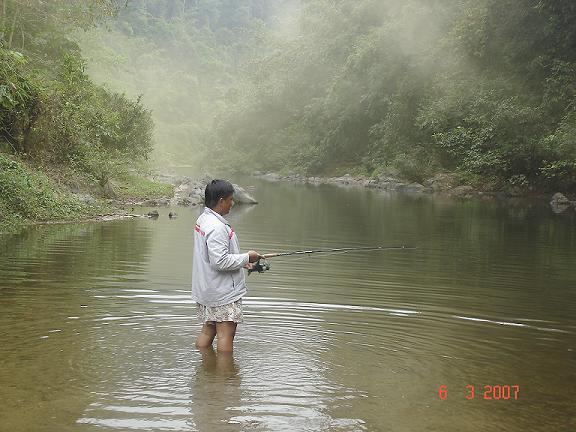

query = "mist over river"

[{"left": 1, "top": 174, "right": 575, "bottom": 431}]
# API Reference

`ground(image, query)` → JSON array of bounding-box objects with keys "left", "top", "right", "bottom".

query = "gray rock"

[
  {"left": 550, "top": 192, "right": 572, "bottom": 213},
  {"left": 334, "top": 174, "right": 353, "bottom": 185},
  {"left": 199, "top": 173, "right": 215, "bottom": 185},
  {"left": 171, "top": 180, "right": 202, "bottom": 207},
  {"left": 261, "top": 172, "right": 281, "bottom": 181},
  {"left": 188, "top": 187, "right": 204, "bottom": 198},
  {"left": 397, "top": 182, "right": 431, "bottom": 193},
  {"left": 451, "top": 185, "right": 475, "bottom": 198},
  {"left": 147, "top": 210, "right": 159, "bottom": 218},
  {"left": 335, "top": 174, "right": 366, "bottom": 186},
  {"left": 550, "top": 192, "right": 570, "bottom": 205},
  {"left": 166, "top": 175, "right": 259, "bottom": 207},
  {"left": 178, "top": 176, "right": 193, "bottom": 186},
  {"left": 186, "top": 188, "right": 204, "bottom": 206},
  {"left": 305, "top": 176, "right": 321, "bottom": 184},
  {"left": 174, "top": 183, "right": 190, "bottom": 196},
  {"left": 373, "top": 175, "right": 407, "bottom": 191},
  {"left": 233, "top": 184, "right": 258, "bottom": 204},
  {"left": 425, "top": 173, "right": 457, "bottom": 192},
  {"left": 363, "top": 179, "right": 380, "bottom": 188},
  {"left": 379, "top": 180, "right": 407, "bottom": 191},
  {"left": 176, "top": 197, "right": 192, "bottom": 206}
]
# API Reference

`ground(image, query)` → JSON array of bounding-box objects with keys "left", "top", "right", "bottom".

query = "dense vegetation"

[
  {"left": 0, "top": 153, "right": 96, "bottom": 229},
  {"left": 209, "top": 0, "right": 576, "bottom": 192},
  {"left": 0, "top": 0, "right": 160, "bottom": 230},
  {"left": 78, "top": 0, "right": 576, "bottom": 191},
  {"left": 2, "top": 0, "right": 576, "bottom": 231}
]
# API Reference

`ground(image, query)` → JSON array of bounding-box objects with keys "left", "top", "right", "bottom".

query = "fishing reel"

[{"left": 247, "top": 259, "right": 270, "bottom": 275}]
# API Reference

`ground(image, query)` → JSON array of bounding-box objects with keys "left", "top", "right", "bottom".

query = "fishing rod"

[{"left": 248, "top": 245, "right": 417, "bottom": 275}]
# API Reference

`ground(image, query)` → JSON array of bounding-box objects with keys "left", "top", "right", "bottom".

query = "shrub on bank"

[
  {"left": 0, "top": 154, "right": 96, "bottom": 231},
  {"left": 0, "top": 48, "right": 40, "bottom": 153},
  {"left": 113, "top": 174, "right": 174, "bottom": 201}
]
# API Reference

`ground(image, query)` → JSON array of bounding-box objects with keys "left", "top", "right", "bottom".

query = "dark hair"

[{"left": 204, "top": 179, "right": 234, "bottom": 209}]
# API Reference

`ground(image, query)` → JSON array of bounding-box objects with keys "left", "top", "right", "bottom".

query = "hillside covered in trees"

[
  {"left": 79, "top": 0, "right": 576, "bottom": 192},
  {"left": 76, "top": 0, "right": 290, "bottom": 164},
  {"left": 0, "top": 0, "right": 166, "bottom": 230},
  {"left": 210, "top": 0, "right": 576, "bottom": 192},
  {"left": 2, "top": 0, "right": 576, "bottom": 229}
]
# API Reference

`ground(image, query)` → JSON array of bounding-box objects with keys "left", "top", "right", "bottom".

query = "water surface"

[{"left": 1, "top": 176, "right": 575, "bottom": 431}]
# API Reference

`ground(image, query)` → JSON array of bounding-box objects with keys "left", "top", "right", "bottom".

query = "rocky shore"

[
  {"left": 254, "top": 171, "right": 576, "bottom": 214},
  {"left": 70, "top": 171, "right": 576, "bottom": 222},
  {"left": 2, "top": 166, "right": 263, "bottom": 233},
  {"left": 48, "top": 175, "right": 259, "bottom": 226},
  {"left": 255, "top": 171, "right": 489, "bottom": 197},
  {"left": 115, "top": 174, "right": 257, "bottom": 208}
]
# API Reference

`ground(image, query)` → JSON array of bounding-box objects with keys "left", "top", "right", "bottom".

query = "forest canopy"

[
  {"left": 0, "top": 0, "right": 153, "bottom": 187},
  {"left": 209, "top": 0, "right": 576, "bottom": 191},
  {"left": 2, "top": 0, "right": 576, "bottom": 192}
]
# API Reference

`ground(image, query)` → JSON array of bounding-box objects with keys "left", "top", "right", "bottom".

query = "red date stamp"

[{"left": 438, "top": 385, "right": 520, "bottom": 400}]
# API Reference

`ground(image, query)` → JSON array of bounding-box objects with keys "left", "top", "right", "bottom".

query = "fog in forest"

[
  {"left": 75, "top": 0, "right": 299, "bottom": 167},
  {"left": 74, "top": 0, "right": 576, "bottom": 190},
  {"left": 75, "top": 1, "right": 444, "bottom": 167}
]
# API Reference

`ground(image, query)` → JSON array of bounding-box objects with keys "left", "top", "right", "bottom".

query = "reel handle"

[{"left": 247, "top": 258, "right": 271, "bottom": 275}]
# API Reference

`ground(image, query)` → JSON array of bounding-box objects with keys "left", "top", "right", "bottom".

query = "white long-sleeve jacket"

[{"left": 192, "top": 207, "right": 249, "bottom": 307}]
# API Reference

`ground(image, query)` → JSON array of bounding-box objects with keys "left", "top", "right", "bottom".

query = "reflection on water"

[
  {"left": 0, "top": 176, "right": 575, "bottom": 431},
  {"left": 190, "top": 348, "right": 241, "bottom": 431}
]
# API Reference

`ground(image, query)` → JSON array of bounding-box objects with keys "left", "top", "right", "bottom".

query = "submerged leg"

[
  {"left": 215, "top": 321, "right": 237, "bottom": 353},
  {"left": 195, "top": 322, "right": 216, "bottom": 349}
]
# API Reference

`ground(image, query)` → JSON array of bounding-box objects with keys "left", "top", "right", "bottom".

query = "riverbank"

[
  {"left": 0, "top": 156, "right": 262, "bottom": 234},
  {"left": 0, "top": 154, "right": 175, "bottom": 234}
]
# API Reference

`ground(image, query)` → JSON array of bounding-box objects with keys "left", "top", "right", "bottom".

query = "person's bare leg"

[
  {"left": 195, "top": 322, "right": 216, "bottom": 349},
  {"left": 198, "top": 345, "right": 217, "bottom": 373},
  {"left": 215, "top": 321, "right": 237, "bottom": 353},
  {"left": 216, "top": 351, "right": 237, "bottom": 377}
]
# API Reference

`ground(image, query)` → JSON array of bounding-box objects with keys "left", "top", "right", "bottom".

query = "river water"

[{"left": 0, "top": 175, "right": 575, "bottom": 431}]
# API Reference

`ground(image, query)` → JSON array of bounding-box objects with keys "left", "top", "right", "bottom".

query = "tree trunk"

[
  {"left": 7, "top": 6, "right": 18, "bottom": 49},
  {"left": 0, "top": 0, "right": 4, "bottom": 43}
]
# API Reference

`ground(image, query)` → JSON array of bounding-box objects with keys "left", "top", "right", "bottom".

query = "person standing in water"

[{"left": 192, "top": 179, "right": 262, "bottom": 352}]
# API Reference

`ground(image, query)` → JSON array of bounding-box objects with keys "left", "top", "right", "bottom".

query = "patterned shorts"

[{"left": 197, "top": 299, "right": 244, "bottom": 324}]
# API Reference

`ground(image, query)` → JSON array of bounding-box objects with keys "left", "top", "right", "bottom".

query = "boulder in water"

[
  {"left": 233, "top": 184, "right": 258, "bottom": 204},
  {"left": 550, "top": 192, "right": 570, "bottom": 205},
  {"left": 550, "top": 192, "right": 571, "bottom": 213}
]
